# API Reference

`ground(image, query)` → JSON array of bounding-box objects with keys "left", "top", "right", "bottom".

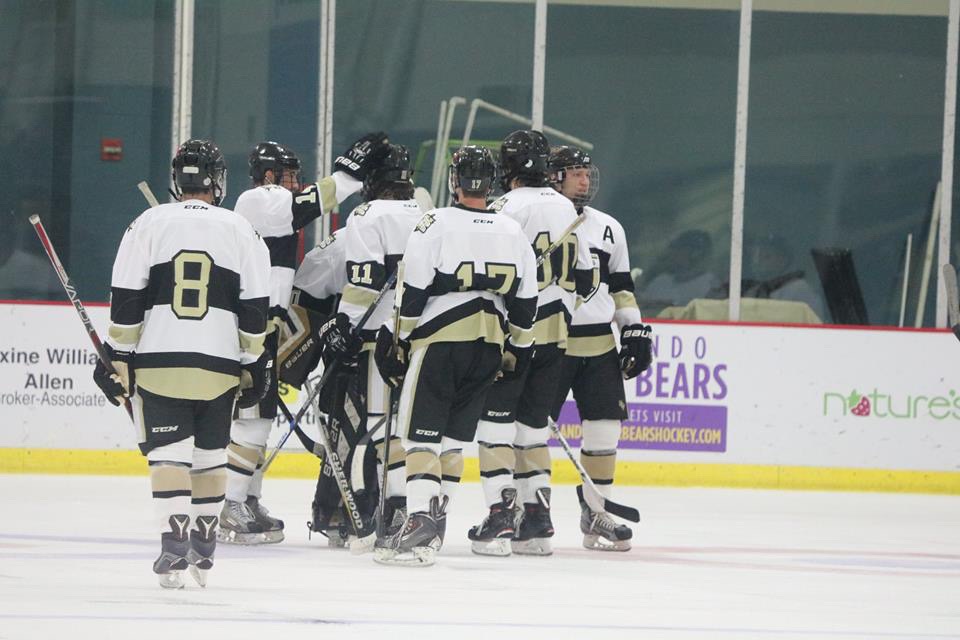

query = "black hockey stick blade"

[
  {"left": 941, "top": 264, "right": 960, "bottom": 341},
  {"left": 576, "top": 484, "right": 640, "bottom": 523}
]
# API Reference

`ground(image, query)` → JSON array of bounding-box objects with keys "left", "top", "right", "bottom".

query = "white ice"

[{"left": 1, "top": 475, "right": 958, "bottom": 640}]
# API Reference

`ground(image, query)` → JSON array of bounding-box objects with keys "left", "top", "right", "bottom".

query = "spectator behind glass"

[
  {"left": 741, "top": 233, "right": 826, "bottom": 321},
  {"left": 639, "top": 229, "right": 719, "bottom": 315}
]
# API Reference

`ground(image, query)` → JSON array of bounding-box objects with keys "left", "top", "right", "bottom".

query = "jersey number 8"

[
  {"left": 534, "top": 231, "right": 577, "bottom": 292},
  {"left": 172, "top": 250, "right": 213, "bottom": 320}
]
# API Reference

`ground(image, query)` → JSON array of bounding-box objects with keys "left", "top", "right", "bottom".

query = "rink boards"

[{"left": 1, "top": 301, "right": 958, "bottom": 493}]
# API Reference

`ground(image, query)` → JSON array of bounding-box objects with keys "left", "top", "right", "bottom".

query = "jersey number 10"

[{"left": 534, "top": 232, "right": 577, "bottom": 292}]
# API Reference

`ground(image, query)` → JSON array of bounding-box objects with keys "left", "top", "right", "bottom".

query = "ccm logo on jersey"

[
  {"left": 473, "top": 218, "right": 493, "bottom": 225},
  {"left": 623, "top": 327, "right": 652, "bottom": 340},
  {"left": 415, "top": 428, "right": 439, "bottom": 437},
  {"left": 151, "top": 425, "right": 180, "bottom": 434}
]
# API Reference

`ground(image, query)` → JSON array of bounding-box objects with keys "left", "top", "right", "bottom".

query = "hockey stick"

[
  {"left": 377, "top": 261, "right": 405, "bottom": 538},
  {"left": 261, "top": 270, "right": 399, "bottom": 473},
  {"left": 303, "top": 377, "right": 377, "bottom": 550},
  {"left": 29, "top": 215, "right": 134, "bottom": 421},
  {"left": 941, "top": 264, "right": 960, "bottom": 342},
  {"left": 137, "top": 181, "right": 160, "bottom": 208},
  {"left": 548, "top": 418, "right": 640, "bottom": 523}
]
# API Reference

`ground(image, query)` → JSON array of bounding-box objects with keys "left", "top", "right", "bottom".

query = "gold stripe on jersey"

[
  {"left": 409, "top": 310, "right": 505, "bottom": 353},
  {"left": 399, "top": 316, "right": 419, "bottom": 335},
  {"left": 108, "top": 323, "right": 143, "bottom": 347},
  {"left": 612, "top": 290, "right": 640, "bottom": 310},
  {"left": 566, "top": 333, "right": 617, "bottom": 358},
  {"left": 342, "top": 284, "right": 379, "bottom": 309},
  {"left": 136, "top": 368, "right": 239, "bottom": 401},
  {"left": 238, "top": 330, "right": 266, "bottom": 358},
  {"left": 532, "top": 312, "right": 568, "bottom": 347}
]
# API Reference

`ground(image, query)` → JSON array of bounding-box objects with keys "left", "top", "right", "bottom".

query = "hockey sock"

[
  {"left": 515, "top": 422, "right": 551, "bottom": 504},
  {"left": 147, "top": 438, "right": 193, "bottom": 533},
  {"left": 246, "top": 450, "right": 265, "bottom": 500},
  {"left": 192, "top": 447, "right": 227, "bottom": 524},
  {"left": 226, "top": 418, "right": 271, "bottom": 502},
  {"left": 439, "top": 438, "right": 464, "bottom": 509},
  {"left": 477, "top": 420, "right": 516, "bottom": 507},
  {"left": 581, "top": 419, "right": 621, "bottom": 499},
  {"left": 404, "top": 444, "right": 441, "bottom": 515},
  {"left": 375, "top": 435, "right": 407, "bottom": 498}
]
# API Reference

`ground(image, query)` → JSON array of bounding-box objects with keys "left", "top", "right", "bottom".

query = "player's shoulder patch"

[
  {"left": 317, "top": 234, "right": 336, "bottom": 250},
  {"left": 351, "top": 202, "right": 372, "bottom": 218},
  {"left": 489, "top": 195, "right": 509, "bottom": 212},
  {"left": 414, "top": 212, "right": 437, "bottom": 233}
]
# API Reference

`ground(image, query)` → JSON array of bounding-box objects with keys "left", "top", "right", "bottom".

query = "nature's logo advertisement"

[
  {"left": 552, "top": 332, "right": 729, "bottom": 452},
  {"left": 824, "top": 388, "right": 960, "bottom": 420}
]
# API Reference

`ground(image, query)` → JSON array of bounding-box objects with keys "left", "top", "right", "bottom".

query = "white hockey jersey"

[
  {"left": 291, "top": 228, "right": 347, "bottom": 317},
  {"left": 339, "top": 198, "right": 423, "bottom": 343},
  {"left": 489, "top": 186, "right": 594, "bottom": 347},
  {"left": 107, "top": 200, "right": 271, "bottom": 400},
  {"left": 566, "top": 206, "right": 643, "bottom": 357},
  {"left": 397, "top": 204, "right": 538, "bottom": 353},
  {"left": 234, "top": 173, "right": 360, "bottom": 321}
]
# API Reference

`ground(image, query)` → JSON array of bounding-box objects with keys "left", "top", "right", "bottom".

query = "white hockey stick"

[
  {"left": 377, "top": 262, "right": 405, "bottom": 538},
  {"left": 549, "top": 418, "right": 640, "bottom": 522},
  {"left": 137, "top": 181, "right": 160, "bottom": 208}
]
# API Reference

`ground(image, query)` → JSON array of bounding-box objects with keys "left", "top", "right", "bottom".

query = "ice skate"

[
  {"left": 512, "top": 488, "right": 554, "bottom": 556},
  {"left": 378, "top": 496, "right": 408, "bottom": 539},
  {"left": 217, "top": 498, "right": 265, "bottom": 544},
  {"left": 468, "top": 488, "right": 517, "bottom": 557},
  {"left": 187, "top": 515, "right": 218, "bottom": 588},
  {"left": 580, "top": 498, "right": 632, "bottom": 551},
  {"left": 152, "top": 514, "right": 190, "bottom": 589},
  {"left": 246, "top": 496, "right": 284, "bottom": 544},
  {"left": 374, "top": 496, "right": 446, "bottom": 567}
]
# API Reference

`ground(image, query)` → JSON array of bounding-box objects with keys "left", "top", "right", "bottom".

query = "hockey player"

[
  {"left": 470, "top": 130, "right": 596, "bottom": 557},
  {"left": 282, "top": 226, "right": 372, "bottom": 547},
  {"left": 93, "top": 139, "right": 271, "bottom": 588},
  {"left": 320, "top": 144, "right": 425, "bottom": 543},
  {"left": 548, "top": 145, "right": 653, "bottom": 551},
  {"left": 372, "top": 145, "right": 538, "bottom": 567},
  {"left": 221, "top": 134, "right": 390, "bottom": 545}
]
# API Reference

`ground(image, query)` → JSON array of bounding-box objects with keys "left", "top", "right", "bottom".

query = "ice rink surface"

[{"left": 1, "top": 474, "right": 958, "bottom": 640}]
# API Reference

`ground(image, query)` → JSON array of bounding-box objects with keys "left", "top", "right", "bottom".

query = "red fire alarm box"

[{"left": 101, "top": 138, "right": 123, "bottom": 161}]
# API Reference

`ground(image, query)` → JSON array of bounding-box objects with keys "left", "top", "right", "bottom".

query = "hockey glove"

[
  {"left": 498, "top": 340, "right": 533, "bottom": 382},
  {"left": 333, "top": 131, "right": 390, "bottom": 181},
  {"left": 374, "top": 326, "right": 410, "bottom": 389},
  {"left": 619, "top": 323, "right": 653, "bottom": 380},
  {"left": 238, "top": 350, "right": 273, "bottom": 410},
  {"left": 92, "top": 344, "right": 133, "bottom": 406},
  {"left": 319, "top": 312, "right": 362, "bottom": 366}
]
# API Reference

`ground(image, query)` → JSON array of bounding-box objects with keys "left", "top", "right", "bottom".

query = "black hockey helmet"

[
  {"left": 249, "top": 141, "right": 301, "bottom": 188},
  {"left": 172, "top": 139, "right": 227, "bottom": 205},
  {"left": 499, "top": 129, "right": 550, "bottom": 191},
  {"left": 361, "top": 144, "right": 413, "bottom": 201},
  {"left": 548, "top": 145, "right": 599, "bottom": 208},
  {"left": 448, "top": 145, "right": 497, "bottom": 200}
]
